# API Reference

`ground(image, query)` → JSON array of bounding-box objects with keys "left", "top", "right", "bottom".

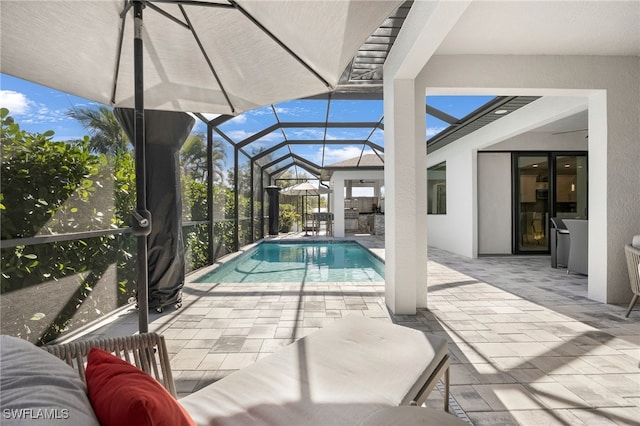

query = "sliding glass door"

[
  {"left": 513, "top": 152, "right": 587, "bottom": 254},
  {"left": 515, "top": 155, "right": 550, "bottom": 253}
]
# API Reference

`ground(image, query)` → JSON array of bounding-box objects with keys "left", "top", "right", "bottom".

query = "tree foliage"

[
  {"left": 66, "top": 106, "right": 130, "bottom": 155},
  {"left": 180, "top": 134, "right": 226, "bottom": 184},
  {"left": 1, "top": 108, "right": 136, "bottom": 344},
  {"left": 1, "top": 105, "right": 263, "bottom": 344}
]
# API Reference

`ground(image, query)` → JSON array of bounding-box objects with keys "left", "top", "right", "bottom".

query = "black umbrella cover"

[{"left": 115, "top": 108, "right": 195, "bottom": 310}]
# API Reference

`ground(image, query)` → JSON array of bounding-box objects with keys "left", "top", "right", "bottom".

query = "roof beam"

[
  {"left": 261, "top": 152, "right": 321, "bottom": 173},
  {"left": 252, "top": 139, "right": 384, "bottom": 162},
  {"left": 425, "top": 105, "right": 458, "bottom": 124},
  {"left": 267, "top": 161, "right": 319, "bottom": 179},
  {"left": 236, "top": 123, "right": 280, "bottom": 149},
  {"left": 268, "top": 162, "right": 296, "bottom": 178},
  {"left": 280, "top": 122, "right": 382, "bottom": 129},
  {"left": 232, "top": 122, "right": 384, "bottom": 150},
  {"left": 205, "top": 114, "right": 235, "bottom": 127},
  {"left": 427, "top": 96, "right": 517, "bottom": 145}
]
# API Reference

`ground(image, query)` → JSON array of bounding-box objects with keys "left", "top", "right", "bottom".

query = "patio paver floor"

[{"left": 84, "top": 234, "right": 640, "bottom": 425}]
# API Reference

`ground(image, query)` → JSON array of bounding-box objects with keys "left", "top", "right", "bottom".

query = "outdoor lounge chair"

[
  {"left": 41, "top": 332, "right": 177, "bottom": 397},
  {"left": 3, "top": 316, "right": 454, "bottom": 425},
  {"left": 624, "top": 244, "right": 640, "bottom": 317},
  {"left": 180, "top": 316, "right": 451, "bottom": 425}
]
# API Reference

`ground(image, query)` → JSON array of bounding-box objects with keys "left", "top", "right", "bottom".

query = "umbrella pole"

[
  {"left": 304, "top": 191, "right": 309, "bottom": 236},
  {"left": 133, "top": 0, "right": 151, "bottom": 334}
]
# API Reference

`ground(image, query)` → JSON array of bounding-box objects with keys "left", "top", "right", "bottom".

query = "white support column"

[
  {"left": 381, "top": 0, "right": 470, "bottom": 315},
  {"left": 333, "top": 175, "right": 346, "bottom": 238},
  {"left": 384, "top": 78, "right": 428, "bottom": 314}
]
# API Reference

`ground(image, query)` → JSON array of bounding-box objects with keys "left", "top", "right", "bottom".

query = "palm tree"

[
  {"left": 180, "top": 134, "right": 226, "bottom": 184},
  {"left": 66, "top": 106, "right": 129, "bottom": 155}
]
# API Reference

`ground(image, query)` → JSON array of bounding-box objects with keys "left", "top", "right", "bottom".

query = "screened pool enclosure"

[
  {"left": 1, "top": 90, "right": 525, "bottom": 344},
  {"left": 1, "top": 0, "right": 536, "bottom": 343}
]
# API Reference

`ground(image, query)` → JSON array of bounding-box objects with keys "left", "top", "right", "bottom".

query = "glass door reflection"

[
  {"left": 516, "top": 155, "right": 550, "bottom": 253},
  {"left": 554, "top": 155, "right": 588, "bottom": 220}
]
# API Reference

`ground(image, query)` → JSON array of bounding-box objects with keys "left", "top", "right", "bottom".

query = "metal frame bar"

[
  {"left": 150, "top": 0, "right": 235, "bottom": 8},
  {"left": 261, "top": 153, "right": 321, "bottom": 173},
  {"left": 233, "top": 145, "right": 239, "bottom": 251},
  {"left": 0, "top": 228, "right": 132, "bottom": 250},
  {"left": 207, "top": 125, "right": 215, "bottom": 264},
  {"left": 236, "top": 122, "right": 382, "bottom": 150},
  {"left": 249, "top": 159, "right": 254, "bottom": 243},
  {"left": 253, "top": 140, "right": 383, "bottom": 163},
  {"left": 267, "top": 161, "right": 319, "bottom": 179},
  {"left": 133, "top": 0, "right": 149, "bottom": 333},
  {"left": 426, "top": 105, "right": 458, "bottom": 125}
]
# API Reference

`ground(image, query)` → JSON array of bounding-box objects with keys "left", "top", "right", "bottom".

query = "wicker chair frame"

[
  {"left": 624, "top": 244, "right": 640, "bottom": 318},
  {"left": 42, "top": 333, "right": 177, "bottom": 398}
]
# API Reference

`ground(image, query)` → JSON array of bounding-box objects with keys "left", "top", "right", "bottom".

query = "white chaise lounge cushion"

[{"left": 180, "top": 316, "right": 448, "bottom": 426}]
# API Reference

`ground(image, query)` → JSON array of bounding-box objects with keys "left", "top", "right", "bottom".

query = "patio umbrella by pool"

[
  {"left": 0, "top": 0, "right": 401, "bottom": 332},
  {"left": 281, "top": 182, "right": 330, "bottom": 236}
]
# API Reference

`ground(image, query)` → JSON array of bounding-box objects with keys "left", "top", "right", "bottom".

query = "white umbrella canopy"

[
  {"left": 1, "top": 0, "right": 400, "bottom": 332},
  {"left": 0, "top": 0, "right": 401, "bottom": 115},
  {"left": 281, "top": 181, "right": 331, "bottom": 196}
]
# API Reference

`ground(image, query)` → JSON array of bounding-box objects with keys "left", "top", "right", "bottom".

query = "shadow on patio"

[{"left": 78, "top": 237, "right": 639, "bottom": 425}]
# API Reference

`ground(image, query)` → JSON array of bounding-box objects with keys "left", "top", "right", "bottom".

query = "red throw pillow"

[{"left": 85, "top": 348, "right": 195, "bottom": 426}]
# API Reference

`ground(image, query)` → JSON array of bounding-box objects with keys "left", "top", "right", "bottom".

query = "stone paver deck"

[{"left": 83, "top": 233, "right": 640, "bottom": 425}]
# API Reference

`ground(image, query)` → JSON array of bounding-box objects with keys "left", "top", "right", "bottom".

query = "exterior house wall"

[
  {"left": 484, "top": 131, "right": 588, "bottom": 152},
  {"left": 426, "top": 142, "right": 477, "bottom": 258},
  {"left": 420, "top": 55, "right": 640, "bottom": 303},
  {"left": 475, "top": 132, "right": 589, "bottom": 255},
  {"left": 426, "top": 96, "right": 589, "bottom": 258},
  {"left": 330, "top": 170, "right": 384, "bottom": 238},
  {"left": 477, "top": 153, "right": 512, "bottom": 255}
]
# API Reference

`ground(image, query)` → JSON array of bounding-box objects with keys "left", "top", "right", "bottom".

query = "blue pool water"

[{"left": 196, "top": 242, "right": 385, "bottom": 283}]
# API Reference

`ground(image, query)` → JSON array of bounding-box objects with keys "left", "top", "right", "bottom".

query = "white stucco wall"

[
  {"left": 477, "top": 153, "right": 512, "bottom": 255},
  {"left": 426, "top": 144, "right": 477, "bottom": 258},
  {"left": 330, "top": 170, "right": 384, "bottom": 238},
  {"left": 485, "top": 131, "right": 588, "bottom": 152}
]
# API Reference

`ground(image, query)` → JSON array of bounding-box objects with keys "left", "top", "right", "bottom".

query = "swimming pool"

[{"left": 195, "top": 241, "right": 385, "bottom": 283}]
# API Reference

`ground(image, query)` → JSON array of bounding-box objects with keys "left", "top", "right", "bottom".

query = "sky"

[{"left": 1, "top": 73, "right": 494, "bottom": 175}]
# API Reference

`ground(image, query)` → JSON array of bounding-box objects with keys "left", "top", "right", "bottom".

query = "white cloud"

[
  {"left": 0, "top": 90, "right": 31, "bottom": 115},
  {"left": 314, "top": 145, "right": 364, "bottom": 165},
  {"left": 273, "top": 106, "right": 310, "bottom": 118},
  {"left": 22, "top": 107, "right": 67, "bottom": 124},
  {"left": 0, "top": 90, "right": 71, "bottom": 125},
  {"left": 225, "top": 129, "right": 283, "bottom": 150},
  {"left": 247, "top": 106, "right": 274, "bottom": 116},
  {"left": 226, "top": 114, "right": 247, "bottom": 124},
  {"left": 286, "top": 128, "right": 327, "bottom": 140},
  {"left": 427, "top": 126, "right": 447, "bottom": 138},
  {"left": 225, "top": 129, "right": 254, "bottom": 141}
]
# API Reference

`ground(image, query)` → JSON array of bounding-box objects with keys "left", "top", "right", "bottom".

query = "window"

[{"left": 427, "top": 162, "right": 446, "bottom": 214}]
